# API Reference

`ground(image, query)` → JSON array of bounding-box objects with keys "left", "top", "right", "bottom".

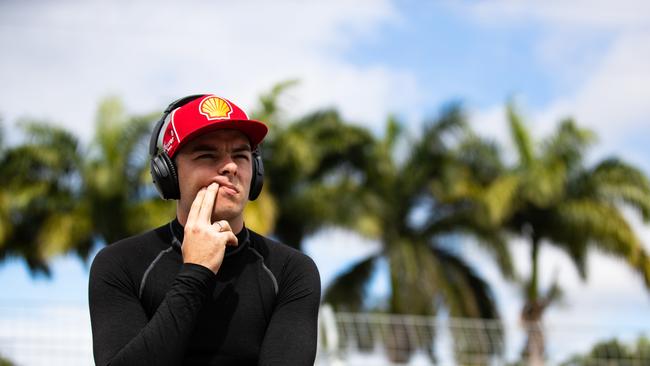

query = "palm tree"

[
  {"left": 323, "top": 105, "right": 515, "bottom": 363},
  {"left": 483, "top": 104, "right": 650, "bottom": 365},
  {"left": 246, "top": 81, "right": 377, "bottom": 249},
  {"left": 76, "top": 97, "right": 174, "bottom": 253},
  {"left": 0, "top": 97, "right": 173, "bottom": 274},
  {"left": 0, "top": 120, "right": 82, "bottom": 274}
]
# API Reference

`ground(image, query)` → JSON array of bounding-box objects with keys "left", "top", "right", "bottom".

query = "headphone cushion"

[
  {"left": 249, "top": 152, "right": 264, "bottom": 201},
  {"left": 151, "top": 152, "right": 180, "bottom": 200}
]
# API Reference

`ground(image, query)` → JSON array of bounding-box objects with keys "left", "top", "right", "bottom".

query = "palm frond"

[
  {"left": 455, "top": 135, "right": 504, "bottom": 184},
  {"left": 253, "top": 79, "right": 299, "bottom": 129},
  {"left": 551, "top": 200, "right": 643, "bottom": 266},
  {"left": 37, "top": 205, "right": 93, "bottom": 258},
  {"left": 384, "top": 115, "right": 403, "bottom": 152},
  {"left": 542, "top": 118, "right": 596, "bottom": 169},
  {"left": 470, "top": 230, "right": 516, "bottom": 280},
  {"left": 507, "top": 103, "right": 535, "bottom": 168},
  {"left": 323, "top": 255, "right": 378, "bottom": 312},
  {"left": 480, "top": 174, "right": 521, "bottom": 226},
  {"left": 586, "top": 158, "right": 650, "bottom": 221},
  {"left": 126, "top": 199, "right": 177, "bottom": 235},
  {"left": 430, "top": 245, "right": 500, "bottom": 319},
  {"left": 521, "top": 160, "right": 566, "bottom": 208}
]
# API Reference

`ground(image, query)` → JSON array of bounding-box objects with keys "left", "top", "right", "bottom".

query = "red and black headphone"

[{"left": 148, "top": 94, "right": 264, "bottom": 201}]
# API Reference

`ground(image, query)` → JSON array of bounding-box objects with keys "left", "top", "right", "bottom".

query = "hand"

[{"left": 182, "top": 182, "right": 238, "bottom": 274}]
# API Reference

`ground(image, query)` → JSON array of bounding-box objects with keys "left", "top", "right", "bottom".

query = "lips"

[
  {"left": 220, "top": 185, "right": 239, "bottom": 196},
  {"left": 212, "top": 179, "right": 239, "bottom": 195}
]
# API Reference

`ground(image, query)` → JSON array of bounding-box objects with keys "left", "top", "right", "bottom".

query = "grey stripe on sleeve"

[
  {"left": 248, "top": 247, "right": 279, "bottom": 296},
  {"left": 139, "top": 246, "right": 174, "bottom": 300}
]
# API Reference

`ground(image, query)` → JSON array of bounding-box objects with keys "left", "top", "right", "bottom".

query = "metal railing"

[{"left": 0, "top": 302, "right": 648, "bottom": 365}]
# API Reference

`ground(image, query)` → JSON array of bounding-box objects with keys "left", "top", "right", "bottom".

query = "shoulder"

[
  {"left": 248, "top": 230, "right": 318, "bottom": 271},
  {"left": 248, "top": 230, "right": 320, "bottom": 289},
  {"left": 90, "top": 224, "right": 171, "bottom": 282}
]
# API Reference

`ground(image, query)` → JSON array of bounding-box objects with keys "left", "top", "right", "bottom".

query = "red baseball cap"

[{"left": 159, "top": 95, "right": 268, "bottom": 157}]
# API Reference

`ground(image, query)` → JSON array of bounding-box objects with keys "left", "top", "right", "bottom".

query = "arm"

[
  {"left": 89, "top": 251, "right": 216, "bottom": 366},
  {"left": 258, "top": 254, "right": 321, "bottom": 366},
  {"left": 90, "top": 183, "right": 236, "bottom": 365}
]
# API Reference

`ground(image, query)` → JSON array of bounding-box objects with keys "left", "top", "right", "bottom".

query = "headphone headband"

[{"left": 148, "top": 94, "right": 206, "bottom": 157}]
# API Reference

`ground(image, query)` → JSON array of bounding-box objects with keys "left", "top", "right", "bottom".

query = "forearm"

[
  {"left": 258, "top": 256, "right": 321, "bottom": 365},
  {"left": 90, "top": 264, "right": 215, "bottom": 366},
  {"left": 258, "top": 295, "right": 320, "bottom": 365}
]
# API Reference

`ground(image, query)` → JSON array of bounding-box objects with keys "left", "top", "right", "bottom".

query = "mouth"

[
  {"left": 220, "top": 185, "right": 239, "bottom": 196},
  {"left": 212, "top": 179, "right": 239, "bottom": 195}
]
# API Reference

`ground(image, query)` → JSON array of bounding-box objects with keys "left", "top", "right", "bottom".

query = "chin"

[{"left": 213, "top": 207, "right": 244, "bottom": 221}]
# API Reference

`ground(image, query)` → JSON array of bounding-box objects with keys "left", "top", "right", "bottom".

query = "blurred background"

[{"left": 1, "top": 1, "right": 650, "bottom": 365}]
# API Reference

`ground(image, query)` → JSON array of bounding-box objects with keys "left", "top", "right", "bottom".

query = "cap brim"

[{"left": 179, "top": 119, "right": 269, "bottom": 152}]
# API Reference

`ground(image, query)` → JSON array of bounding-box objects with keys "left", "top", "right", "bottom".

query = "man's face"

[{"left": 175, "top": 129, "right": 253, "bottom": 226}]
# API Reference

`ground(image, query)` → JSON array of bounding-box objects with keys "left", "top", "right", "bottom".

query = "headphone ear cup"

[
  {"left": 249, "top": 152, "right": 264, "bottom": 201},
  {"left": 150, "top": 152, "right": 180, "bottom": 200}
]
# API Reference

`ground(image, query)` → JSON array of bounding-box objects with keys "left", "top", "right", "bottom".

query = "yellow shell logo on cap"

[{"left": 199, "top": 96, "right": 233, "bottom": 120}]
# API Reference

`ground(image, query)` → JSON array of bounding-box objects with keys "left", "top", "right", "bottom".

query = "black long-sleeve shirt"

[{"left": 88, "top": 219, "right": 321, "bottom": 365}]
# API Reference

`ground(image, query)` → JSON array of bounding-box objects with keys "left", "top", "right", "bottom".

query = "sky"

[{"left": 1, "top": 0, "right": 650, "bottom": 364}]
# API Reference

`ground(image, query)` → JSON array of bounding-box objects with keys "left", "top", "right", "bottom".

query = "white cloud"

[
  {"left": 460, "top": 1, "right": 650, "bottom": 170},
  {"left": 544, "top": 31, "right": 650, "bottom": 139},
  {"left": 464, "top": 0, "right": 650, "bottom": 30},
  {"left": 0, "top": 0, "right": 419, "bottom": 142}
]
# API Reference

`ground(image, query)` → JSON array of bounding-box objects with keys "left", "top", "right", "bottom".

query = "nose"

[{"left": 218, "top": 156, "right": 238, "bottom": 177}]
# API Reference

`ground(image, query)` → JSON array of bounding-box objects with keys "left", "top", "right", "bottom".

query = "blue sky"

[
  {"left": 1, "top": 0, "right": 650, "bottom": 363},
  {"left": 345, "top": 2, "right": 558, "bottom": 109}
]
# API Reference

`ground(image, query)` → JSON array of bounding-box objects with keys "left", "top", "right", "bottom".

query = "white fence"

[{"left": 0, "top": 302, "right": 648, "bottom": 365}]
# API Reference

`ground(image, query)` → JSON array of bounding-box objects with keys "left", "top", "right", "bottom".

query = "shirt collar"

[{"left": 170, "top": 218, "right": 250, "bottom": 257}]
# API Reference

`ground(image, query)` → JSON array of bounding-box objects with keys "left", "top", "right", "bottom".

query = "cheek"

[
  {"left": 177, "top": 163, "right": 208, "bottom": 196},
  {"left": 240, "top": 165, "right": 254, "bottom": 189}
]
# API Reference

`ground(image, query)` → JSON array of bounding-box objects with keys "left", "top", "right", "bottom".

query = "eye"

[
  {"left": 233, "top": 153, "right": 250, "bottom": 161},
  {"left": 196, "top": 153, "right": 216, "bottom": 160}
]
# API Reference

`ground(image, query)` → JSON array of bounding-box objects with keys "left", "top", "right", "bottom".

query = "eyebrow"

[
  {"left": 232, "top": 144, "right": 252, "bottom": 153},
  {"left": 188, "top": 143, "right": 252, "bottom": 154}
]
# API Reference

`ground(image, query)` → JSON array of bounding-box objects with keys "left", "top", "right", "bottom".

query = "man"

[{"left": 89, "top": 94, "right": 321, "bottom": 365}]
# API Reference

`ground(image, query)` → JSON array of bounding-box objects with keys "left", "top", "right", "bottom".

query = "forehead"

[{"left": 178, "top": 129, "right": 250, "bottom": 153}]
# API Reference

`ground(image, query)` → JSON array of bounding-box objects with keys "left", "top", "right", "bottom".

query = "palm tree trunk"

[
  {"left": 521, "top": 236, "right": 545, "bottom": 366},
  {"left": 529, "top": 237, "right": 539, "bottom": 302},
  {"left": 386, "top": 249, "right": 414, "bottom": 364},
  {"left": 389, "top": 264, "right": 401, "bottom": 314}
]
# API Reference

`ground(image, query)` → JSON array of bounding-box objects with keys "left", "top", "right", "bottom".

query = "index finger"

[
  {"left": 198, "top": 182, "right": 219, "bottom": 222},
  {"left": 186, "top": 186, "right": 207, "bottom": 225}
]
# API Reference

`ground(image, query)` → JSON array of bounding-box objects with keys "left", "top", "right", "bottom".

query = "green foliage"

[
  {"left": 560, "top": 335, "right": 650, "bottom": 365},
  {"left": 0, "top": 354, "right": 14, "bottom": 366},
  {"left": 319, "top": 104, "right": 510, "bottom": 363},
  {"left": 487, "top": 104, "right": 650, "bottom": 362},
  {"left": 0, "top": 98, "right": 171, "bottom": 274},
  {"left": 0, "top": 120, "right": 82, "bottom": 273},
  {"left": 503, "top": 106, "right": 650, "bottom": 294},
  {"left": 251, "top": 83, "right": 377, "bottom": 247}
]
